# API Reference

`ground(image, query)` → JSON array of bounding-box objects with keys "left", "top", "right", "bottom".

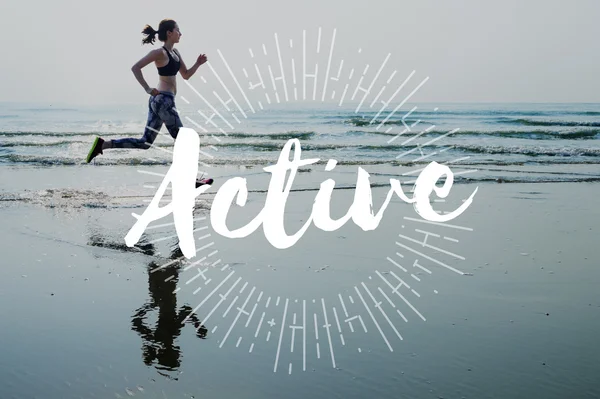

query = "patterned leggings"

[{"left": 112, "top": 92, "right": 183, "bottom": 149}]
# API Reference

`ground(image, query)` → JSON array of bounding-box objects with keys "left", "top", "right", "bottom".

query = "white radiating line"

[
  {"left": 412, "top": 259, "right": 432, "bottom": 274},
  {"left": 273, "top": 298, "right": 289, "bottom": 372},
  {"left": 222, "top": 296, "right": 239, "bottom": 318},
  {"left": 245, "top": 303, "right": 258, "bottom": 328},
  {"left": 321, "top": 28, "right": 337, "bottom": 101},
  {"left": 150, "top": 256, "right": 185, "bottom": 273},
  {"left": 185, "top": 80, "right": 234, "bottom": 129},
  {"left": 403, "top": 217, "right": 473, "bottom": 231},
  {"left": 396, "top": 242, "right": 464, "bottom": 275},
  {"left": 354, "top": 285, "right": 393, "bottom": 351},
  {"left": 387, "top": 70, "right": 397, "bottom": 84},
  {"left": 370, "top": 85, "right": 388, "bottom": 109},
  {"left": 213, "top": 91, "right": 231, "bottom": 111},
  {"left": 377, "top": 77, "right": 429, "bottom": 130},
  {"left": 412, "top": 146, "right": 454, "bottom": 163},
  {"left": 185, "top": 116, "right": 209, "bottom": 132},
  {"left": 185, "top": 268, "right": 209, "bottom": 285},
  {"left": 316, "top": 26, "right": 322, "bottom": 53},
  {"left": 321, "top": 298, "right": 336, "bottom": 368},
  {"left": 255, "top": 312, "right": 266, "bottom": 337},
  {"left": 196, "top": 242, "right": 215, "bottom": 254},
  {"left": 312, "top": 64, "right": 318, "bottom": 101},
  {"left": 444, "top": 236, "right": 459, "bottom": 243},
  {"left": 333, "top": 59, "right": 344, "bottom": 81},
  {"left": 389, "top": 271, "right": 411, "bottom": 289},
  {"left": 303, "top": 300, "right": 306, "bottom": 371},
  {"left": 399, "top": 234, "right": 465, "bottom": 260},
  {"left": 337, "top": 294, "right": 354, "bottom": 332},
  {"left": 183, "top": 271, "right": 235, "bottom": 322},
  {"left": 268, "top": 65, "right": 277, "bottom": 91},
  {"left": 355, "top": 53, "right": 391, "bottom": 114},
  {"left": 291, "top": 313, "right": 297, "bottom": 352},
  {"left": 361, "top": 282, "right": 403, "bottom": 341},
  {"left": 207, "top": 250, "right": 218, "bottom": 258},
  {"left": 291, "top": 57, "right": 297, "bottom": 87},
  {"left": 378, "top": 287, "right": 396, "bottom": 308},
  {"left": 339, "top": 83, "right": 349, "bottom": 106},
  {"left": 376, "top": 271, "right": 426, "bottom": 321},
  {"left": 148, "top": 226, "right": 207, "bottom": 245},
  {"left": 217, "top": 49, "right": 256, "bottom": 114},
  {"left": 251, "top": 63, "right": 266, "bottom": 90},
  {"left": 198, "top": 277, "right": 242, "bottom": 326},
  {"left": 396, "top": 128, "right": 459, "bottom": 159},
  {"left": 446, "top": 156, "right": 471, "bottom": 164},
  {"left": 303, "top": 30, "right": 306, "bottom": 100},
  {"left": 397, "top": 309, "right": 408, "bottom": 322},
  {"left": 239, "top": 282, "right": 249, "bottom": 293},
  {"left": 274, "top": 33, "right": 289, "bottom": 101},
  {"left": 400, "top": 125, "right": 436, "bottom": 146},
  {"left": 220, "top": 287, "right": 256, "bottom": 348},
  {"left": 386, "top": 256, "right": 407, "bottom": 273},
  {"left": 146, "top": 216, "right": 206, "bottom": 230},
  {"left": 332, "top": 307, "right": 345, "bottom": 346},
  {"left": 370, "top": 70, "right": 415, "bottom": 125}
]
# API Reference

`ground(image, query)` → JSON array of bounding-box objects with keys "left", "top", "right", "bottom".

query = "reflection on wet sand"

[{"left": 130, "top": 247, "right": 208, "bottom": 380}]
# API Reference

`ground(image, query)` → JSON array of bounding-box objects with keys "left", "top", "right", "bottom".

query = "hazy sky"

[{"left": 2, "top": 0, "right": 599, "bottom": 105}]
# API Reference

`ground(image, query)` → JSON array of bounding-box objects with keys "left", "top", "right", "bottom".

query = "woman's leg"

[
  {"left": 109, "top": 97, "right": 164, "bottom": 149},
  {"left": 151, "top": 93, "right": 183, "bottom": 139},
  {"left": 86, "top": 97, "right": 163, "bottom": 163}
]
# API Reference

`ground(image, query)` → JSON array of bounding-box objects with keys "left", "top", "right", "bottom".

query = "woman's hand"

[
  {"left": 146, "top": 87, "right": 160, "bottom": 96},
  {"left": 196, "top": 54, "right": 207, "bottom": 66}
]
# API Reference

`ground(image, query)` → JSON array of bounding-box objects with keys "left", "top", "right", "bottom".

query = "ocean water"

[
  {"left": 1, "top": 101, "right": 600, "bottom": 184},
  {"left": 1, "top": 102, "right": 600, "bottom": 399}
]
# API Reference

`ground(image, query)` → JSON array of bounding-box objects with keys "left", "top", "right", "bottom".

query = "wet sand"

[{"left": 1, "top": 164, "right": 599, "bottom": 399}]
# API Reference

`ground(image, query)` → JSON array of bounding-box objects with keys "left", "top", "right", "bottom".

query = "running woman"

[{"left": 86, "top": 19, "right": 207, "bottom": 163}]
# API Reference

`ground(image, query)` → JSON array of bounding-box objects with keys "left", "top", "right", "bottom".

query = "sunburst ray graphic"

[{"left": 133, "top": 27, "right": 479, "bottom": 374}]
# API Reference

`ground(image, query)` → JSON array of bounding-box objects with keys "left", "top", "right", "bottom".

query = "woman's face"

[{"left": 168, "top": 24, "right": 182, "bottom": 43}]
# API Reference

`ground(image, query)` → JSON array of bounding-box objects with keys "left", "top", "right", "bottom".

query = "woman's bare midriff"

[{"left": 156, "top": 75, "right": 177, "bottom": 95}]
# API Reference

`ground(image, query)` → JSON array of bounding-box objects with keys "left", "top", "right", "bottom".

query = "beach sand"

[{"left": 1, "top": 163, "right": 599, "bottom": 398}]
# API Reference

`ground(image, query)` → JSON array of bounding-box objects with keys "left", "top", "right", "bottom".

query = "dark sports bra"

[{"left": 157, "top": 47, "right": 181, "bottom": 76}]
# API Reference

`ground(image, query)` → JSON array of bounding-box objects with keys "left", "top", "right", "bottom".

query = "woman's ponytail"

[{"left": 141, "top": 24, "right": 157, "bottom": 45}]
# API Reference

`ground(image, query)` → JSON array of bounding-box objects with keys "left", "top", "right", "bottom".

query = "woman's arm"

[
  {"left": 174, "top": 49, "right": 207, "bottom": 80},
  {"left": 131, "top": 49, "right": 162, "bottom": 94}
]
